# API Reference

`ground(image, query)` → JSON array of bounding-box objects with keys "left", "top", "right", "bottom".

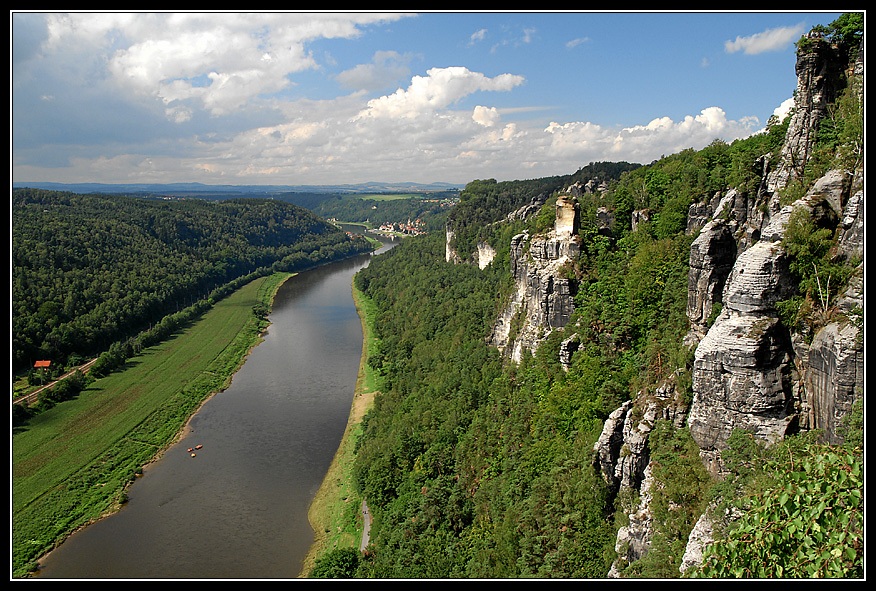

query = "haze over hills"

[{"left": 10, "top": 181, "right": 465, "bottom": 196}]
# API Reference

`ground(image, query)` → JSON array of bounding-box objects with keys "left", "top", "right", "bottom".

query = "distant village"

[
  {"left": 331, "top": 217, "right": 430, "bottom": 239},
  {"left": 371, "top": 218, "right": 427, "bottom": 237}
]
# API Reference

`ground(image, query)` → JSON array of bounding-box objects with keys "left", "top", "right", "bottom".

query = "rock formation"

[
  {"left": 594, "top": 28, "right": 864, "bottom": 576},
  {"left": 492, "top": 192, "right": 580, "bottom": 362}
]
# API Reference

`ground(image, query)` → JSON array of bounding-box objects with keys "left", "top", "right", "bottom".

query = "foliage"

[
  {"left": 344, "top": 144, "right": 706, "bottom": 577},
  {"left": 12, "top": 189, "right": 371, "bottom": 374},
  {"left": 801, "top": 12, "right": 863, "bottom": 58},
  {"left": 692, "top": 434, "right": 864, "bottom": 578},
  {"left": 619, "top": 422, "right": 712, "bottom": 578},
  {"left": 447, "top": 162, "right": 640, "bottom": 262},
  {"left": 309, "top": 547, "right": 362, "bottom": 578},
  {"left": 837, "top": 397, "right": 864, "bottom": 451},
  {"left": 334, "top": 76, "right": 863, "bottom": 574},
  {"left": 780, "top": 206, "right": 856, "bottom": 338},
  {"left": 317, "top": 192, "right": 456, "bottom": 232}
]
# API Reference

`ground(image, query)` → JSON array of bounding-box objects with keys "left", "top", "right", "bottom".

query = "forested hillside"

[
  {"left": 344, "top": 140, "right": 782, "bottom": 577},
  {"left": 445, "top": 161, "right": 640, "bottom": 263},
  {"left": 12, "top": 190, "right": 372, "bottom": 374},
  {"left": 313, "top": 14, "right": 863, "bottom": 579}
]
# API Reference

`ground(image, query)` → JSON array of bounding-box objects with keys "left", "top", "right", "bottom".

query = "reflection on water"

[{"left": 35, "top": 236, "right": 395, "bottom": 579}]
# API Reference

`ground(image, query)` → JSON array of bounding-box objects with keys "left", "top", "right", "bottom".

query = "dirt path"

[{"left": 359, "top": 500, "right": 372, "bottom": 552}]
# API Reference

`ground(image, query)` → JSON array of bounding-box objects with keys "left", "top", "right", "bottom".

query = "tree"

[{"left": 309, "top": 547, "right": 361, "bottom": 578}]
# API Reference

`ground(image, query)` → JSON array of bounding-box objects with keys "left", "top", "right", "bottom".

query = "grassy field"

[
  {"left": 300, "top": 284, "right": 381, "bottom": 577},
  {"left": 11, "top": 272, "right": 292, "bottom": 578}
]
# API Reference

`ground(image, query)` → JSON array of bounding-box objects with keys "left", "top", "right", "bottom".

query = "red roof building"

[{"left": 34, "top": 360, "right": 51, "bottom": 369}]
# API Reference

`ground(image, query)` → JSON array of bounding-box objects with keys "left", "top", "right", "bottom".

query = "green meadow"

[{"left": 11, "top": 272, "right": 292, "bottom": 578}]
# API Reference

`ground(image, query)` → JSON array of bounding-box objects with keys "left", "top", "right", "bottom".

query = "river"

[{"left": 34, "top": 229, "right": 396, "bottom": 579}]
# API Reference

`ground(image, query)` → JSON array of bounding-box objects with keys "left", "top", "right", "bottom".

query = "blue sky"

[{"left": 11, "top": 11, "right": 849, "bottom": 186}]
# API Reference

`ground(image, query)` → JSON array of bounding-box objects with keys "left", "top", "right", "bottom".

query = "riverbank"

[{"left": 300, "top": 284, "right": 380, "bottom": 577}]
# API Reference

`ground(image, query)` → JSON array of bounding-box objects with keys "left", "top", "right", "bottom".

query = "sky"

[{"left": 11, "top": 10, "right": 850, "bottom": 187}]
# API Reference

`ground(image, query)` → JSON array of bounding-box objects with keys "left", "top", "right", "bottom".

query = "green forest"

[
  {"left": 172, "top": 189, "right": 461, "bottom": 232},
  {"left": 12, "top": 13, "right": 863, "bottom": 580},
  {"left": 12, "top": 190, "right": 373, "bottom": 376},
  {"left": 310, "top": 16, "right": 863, "bottom": 577},
  {"left": 319, "top": 148, "right": 863, "bottom": 578}
]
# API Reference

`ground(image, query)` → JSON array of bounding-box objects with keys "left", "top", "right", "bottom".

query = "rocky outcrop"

[
  {"left": 765, "top": 32, "right": 848, "bottom": 196},
  {"left": 684, "top": 28, "right": 864, "bottom": 474},
  {"left": 608, "top": 463, "right": 654, "bottom": 578},
  {"left": 445, "top": 228, "right": 462, "bottom": 264},
  {"left": 685, "top": 220, "right": 737, "bottom": 341},
  {"left": 631, "top": 209, "right": 650, "bottom": 232},
  {"left": 672, "top": 31, "right": 862, "bottom": 574},
  {"left": 838, "top": 180, "right": 864, "bottom": 260},
  {"left": 594, "top": 381, "right": 689, "bottom": 577},
  {"left": 476, "top": 241, "right": 496, "bottom": 270},
  {"left": 445, "top": 232, "right": 498, "bottom": 269},
  {"left": 559, "top": 333, "right": 580, "bottom": 371},
  {"left": 679, "top": 504, "right": 744, "bottom": 575},
  {"left": 687, "top": 163, "right": 863, "bottom": 473},
  {"left": 798, "top": 310, "right": 863, "bottom": 443},
  {"left": 492, "top": 194, "right": 580, "bottom": 362}
]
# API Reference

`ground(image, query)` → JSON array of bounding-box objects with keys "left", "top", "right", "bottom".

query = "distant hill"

[{"left": 11, "top": 180, "right": 465, "bottom": 196}]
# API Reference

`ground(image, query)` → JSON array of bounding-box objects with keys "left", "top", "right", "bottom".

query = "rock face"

[
  {"left": 445, "top": 228, "right": 461, "bottom": 264},
  {"left": 685, "top": 219, "right": 737, "bottom": 340},
  {"left": 492, "top": 193, "right": 580, "bottom": 362},
  {"left": 687, "top": 168, "right": 863, "bottom": 473},
  {"left": 593, "top": 382, "right": 688, "bottom": 577},
  {"left": 476, "top": 241, "right": 496, "bottom": 270},
  {"left": 684, "top": 31, "right": 865, "bottom": 471},
  {"left": 595, "top": 31, "right": 864, "bottom": 576},
  {"left": 766, "top": 32, "right": 848, "bottom": 195}
]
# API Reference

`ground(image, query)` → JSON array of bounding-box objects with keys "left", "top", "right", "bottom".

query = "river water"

[{"left": 35, "top": 230, "right": 395, "bottom": 580}]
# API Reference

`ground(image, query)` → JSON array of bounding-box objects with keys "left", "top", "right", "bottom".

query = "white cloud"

[
  {"left": 43, "top": 12, "right": 412, "bottom": 118},
  {"left": 724, "top": 24, "right": 806, "bottom": 55},
  {"left": 543, "top": 107, "right": 760, "bottom": 167},
  {"left": 13, "top": 12, "right": 789, "bottom": 185},
  {"left": 469, "top": 28, "right": 488, "bottom": 45},
  {"left": 472, "top": 105, "right": 500, "bottom": 127},
  {"left": 773, "top": 97, "right": 795, "bottom": 121},
  {"left": 565, "top": 37, "right": 590, "bottom": 49},
  {"left": 356, "top": 66, "right": 525, "bottom": 120}
]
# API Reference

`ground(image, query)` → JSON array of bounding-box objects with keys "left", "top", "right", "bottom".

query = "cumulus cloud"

[
  {"left": 472, "top": 105, "right": 500, "bottom": 127},
  {"left": 356, "top": 66, "right": 525, "bottom": 120},
  {"left": 544, "top": 107, "right": 760, "bottom": 166},
  {"left": 13, "top": 12, "right": 782, "bottom": 185},
  {"left": 724, "top": 24, "right": 806, "bottom": 54},
  {"left": 43, "top": 12, "right": 410, "bottom": 117},
  {"left": 773, "top": 97, "right": 795, "bottom": 121}
]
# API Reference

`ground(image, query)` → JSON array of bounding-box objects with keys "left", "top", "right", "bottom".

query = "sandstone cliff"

[
  {"left": 594, "top": 31, "right": 864, "bottom": 576},
  {"left": 491, "top": 192, "right": 581, "bottom": 362}
]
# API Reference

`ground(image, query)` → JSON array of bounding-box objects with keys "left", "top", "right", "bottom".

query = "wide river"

[{"left": 35, "top": 230, "right": 396, "bottom": 579}]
